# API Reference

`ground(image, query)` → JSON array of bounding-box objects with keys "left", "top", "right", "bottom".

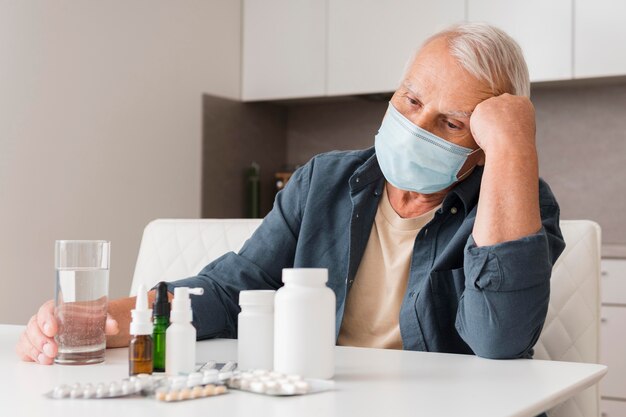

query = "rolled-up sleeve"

[{"left": 455, "top": 203, "right": 566, "bottom": 359}]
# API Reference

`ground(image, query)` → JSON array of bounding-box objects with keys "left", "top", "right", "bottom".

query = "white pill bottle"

[
  {"left": 238, "top": 290, "right": 276, "bottom": 370},
  {"left": 274, "top": 268, "right": 336, "bottom": 379}
]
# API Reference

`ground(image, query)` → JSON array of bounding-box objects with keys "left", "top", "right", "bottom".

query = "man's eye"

[
  {"left": 407, "top": 97, "right": 419, "bottom": 106},
  {"left": 447, "top": 121, "right": 460, "bottom": 129}
]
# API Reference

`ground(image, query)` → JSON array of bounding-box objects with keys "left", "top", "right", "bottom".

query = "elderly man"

[{"left": 17, "top": 22, "right": 564, "bottom": 365}]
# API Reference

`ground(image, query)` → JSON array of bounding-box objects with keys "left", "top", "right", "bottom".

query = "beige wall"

[{"left": 0, "top": 1, "right": 241, "bottom": 324}]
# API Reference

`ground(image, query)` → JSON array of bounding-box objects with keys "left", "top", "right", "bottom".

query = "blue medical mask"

[{"left": 375, "top": 102, "right": 482, "bottom": 194}]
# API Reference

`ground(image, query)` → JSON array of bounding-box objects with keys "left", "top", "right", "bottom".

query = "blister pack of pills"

[
  {"left": 226, "top": 369, "right": 334, "bottom": 396},
  {"left": 45, "top": 361, "right": 236, "bottom": 400}
]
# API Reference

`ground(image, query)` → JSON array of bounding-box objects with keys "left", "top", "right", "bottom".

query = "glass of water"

[{"left": 54, "top": 240, "right": 110, "bottom": 365}]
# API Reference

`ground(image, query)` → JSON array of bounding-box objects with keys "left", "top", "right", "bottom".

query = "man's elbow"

[{"left": 456, "top": 322, "right": 542, "bottom": 359}]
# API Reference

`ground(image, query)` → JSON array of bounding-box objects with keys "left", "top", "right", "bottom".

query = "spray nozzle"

[
  {"left": 130, "top": 284, "right": 153, "bottom": 335},
  {"left": 170, "top": 287, "right": 204, "bottom": 324}
]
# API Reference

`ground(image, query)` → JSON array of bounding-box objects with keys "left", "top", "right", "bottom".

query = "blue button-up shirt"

[{"left": 168, "top": 147, "right": 565, "bottom": 359}]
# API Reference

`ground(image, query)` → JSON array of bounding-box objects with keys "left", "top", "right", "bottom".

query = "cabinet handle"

[{"left": 601, "top": 318, "right": 607, "bottom": 323}]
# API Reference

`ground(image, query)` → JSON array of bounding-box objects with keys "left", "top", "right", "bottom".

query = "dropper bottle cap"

[
  {"left": 153, "top": 282, "right": 171, "bottom": 319},
  {"left": 130, "top": 284, "right": 154, "bottom": 335}
]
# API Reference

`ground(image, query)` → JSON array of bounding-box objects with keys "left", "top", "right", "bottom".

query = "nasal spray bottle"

[
  {"left": 166, "top": 287, "right": 204, "bottom": 375},
  {"left": 129, "top": 284, "right": 153, "bottom": 375}
]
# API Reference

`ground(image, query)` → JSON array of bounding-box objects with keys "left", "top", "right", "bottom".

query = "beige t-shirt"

[{"left": 337, "top": 186, "right": 439, "bottom": 350}]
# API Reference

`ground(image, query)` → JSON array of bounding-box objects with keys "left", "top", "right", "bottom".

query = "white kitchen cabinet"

[
  {"left": 602, "top": 259, "right": 626, "bottom": 305},
  {"left": 242, "top": 0, "right": 326, "bottom": 101},
  {"left": 600, "top": 306, "right": 626, "bottom": 399},
  {"left": 467, "top": 0, "right": 573, "bottom": 82},
  {"left": 601, "top": 399, "right": 626, "bottom": 417},
  {"left": 327, "top": 0, "right": 465, "bottom": 96},
  {"left": 599, "top": 259, "right": 626, "bottom": 416},
  {"left": 575, "top": 0, "right": 626, "bottom": 78}
]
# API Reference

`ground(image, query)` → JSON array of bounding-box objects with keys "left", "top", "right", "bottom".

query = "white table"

[{"left": 0, "top": 324, "right": 606, "bottom": 417}]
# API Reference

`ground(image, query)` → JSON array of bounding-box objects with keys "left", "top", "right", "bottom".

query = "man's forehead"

[{"left": 402, "top": 81, "right": 473, "bottom": 118}]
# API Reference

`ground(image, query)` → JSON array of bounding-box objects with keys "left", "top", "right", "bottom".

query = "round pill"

[
  {"left": 218, "top": 371, "right": 233, "bottom": 381},
  {"left": 179, "top": 388, "right": 191, "bottom": 400},
  {"left": 265, "top": 380, "right": 279, "bottom": 395},
  {"left": 83, "top": 384, "right": 96, "bottom": 399},
  {"left": 188, "top": 372, "right": 203, "bottom": 383},
  {"left": 240, "top": 379, "right": 251, "bottom": 390},
  {"left": 155, "top": 391, "right": 167, "bottom": 401},
  {"left": 191, "top": 386, "right": 203, "bottom": 399},
  {"left": 250, "top": 381, "right": 266, "bottom": 393},
  {"left": 121, "top": 381, "right": 132, "bottom": 395},
  {"left": 96, "top": 385, "right": 107, "bottom": 398},
  {"left": 109, "top": 382, "right": 121, "bottom": 396},
  {"left": 287, "top": 374, "right": 303, "bottom": 382},
  {"left": 53, "top": 385, "right": 70, "bottom": 399},
  {"left": 171, "top": 376, "right": 187, "bottom": 390},
  {"left": 202, "top": 369, "right": 219, "bottom": 384},
  {"left": 70, "top": 388, "right": 82, "bottom": 399},
  {"left": 253, "top": 369, "right": 268, "bottom": 377},
  {"left": 294, "top": 381, "right": 310, "bottom": 394},
  {"left": 214, "top": 385, "right": 227, "bottom": 395},
  {"left": 269, "top": 371, "right": 284, "bottom": 379},
  {"left": 280, "top": 383, "right": 296, "bottom": 395},
  {"left": 241, "top": 372, "right": 253, "bottom": 380},
  {"left": 227, "top": 377, "right": 240, "bottom": 389},
  {"left": 165, "top": 391, "right": 178, "bottom": 402},
  {"left": 202, "top": 384, "right": 216, "bottom": 396}
]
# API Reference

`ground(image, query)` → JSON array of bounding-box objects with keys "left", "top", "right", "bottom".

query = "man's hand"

[
  {"left": 470, "top": 93, "right": 536, "bottom": 154},
  {"left": 469, "top": 93, "right": 542, "bottom": 247},
  {"left": 15, "top": 300, "right": 119, "bottom": 365}
]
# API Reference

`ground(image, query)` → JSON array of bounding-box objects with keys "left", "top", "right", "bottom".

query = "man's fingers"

[
  {"left": 105, "top": 314, "right": 119, "bottom": 336},
  {"left": 37, "top": 300, "right": 57, "bottom": 338},
  {"left": 26, "top": 315, "right": 57, "bottom": 361},
  {"left": 17, "top": 332, "right": 53, "bottom": 364}
]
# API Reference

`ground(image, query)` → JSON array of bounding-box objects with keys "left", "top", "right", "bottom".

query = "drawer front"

[
  {"left": 601, "top": 399, "right": 626, "bottom": 417},
  {"left": 601, "top": 259, "right": 626, "bottom": 305},
  {"left": 600, "top": 306, "right": 626, "bottom": 399}
]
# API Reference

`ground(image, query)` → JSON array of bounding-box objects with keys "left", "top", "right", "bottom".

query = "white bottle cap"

[
  {"left": 130, "top": 284, "right": 153, "bottom": 335},
  {"left": 170, "top": 287, "right": 204, "bottom": 323},
  {"left": 239, "top": 290, "right": 276, "bottom": 306},
  {"left": 281, "top": 268, "right": 328, "bottom": 285}
]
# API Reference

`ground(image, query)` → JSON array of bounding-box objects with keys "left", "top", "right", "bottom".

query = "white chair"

[
  {"left": 130, "top": 219, "right": 602, "bottom": 417},
  {"left": 129, "top": 219, "right": 262, "bottom": 296},
  {"left": 533, "top": 220, "right": 602, "bottom": 417}
]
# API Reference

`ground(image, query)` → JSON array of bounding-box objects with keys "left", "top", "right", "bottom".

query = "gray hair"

[{"left": 404, "top": 22, "right": 530, "bottom": 97}]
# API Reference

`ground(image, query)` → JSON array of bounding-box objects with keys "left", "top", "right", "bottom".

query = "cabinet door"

[
  {"left": 600, "top": 306, "right": 626, "bottom": 399},
  {"left": 601, "top": 399, "right": 626, "bottom": 417},
  {"left": 327, "top": 0, "right": 465, "bottom": 96},
  {"left": 242, "top": 0, "right": 326, "bottom": 101},
  {"left": 601, "top": 259, "right": 626, "bottom": 305},
  {"left": 467, "top": 0, "right": 573, "bottom": 82},
  {"left": 575, "top": 0, "right": 626, "bottom": 78}
]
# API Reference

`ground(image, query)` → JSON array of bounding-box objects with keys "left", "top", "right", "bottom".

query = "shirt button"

[
  {"left": 424, "top": 228, "right": 428, "bottom": 236},
  {"left": 355, "top": 177, "right": 360, "bottom": 183},
  {"left": 356, "top": 213, "right": 360, "bottom": 219},
  {"left": 349, "top": 279, "right": 354, "bottom": 285},
  {"left": 450, "top": 207, "right": 458, "bottom": 214}
]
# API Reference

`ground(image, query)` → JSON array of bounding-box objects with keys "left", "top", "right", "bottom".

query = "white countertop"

[{"left": 0, "top": 324, "right": 606, "bottom": 417}]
